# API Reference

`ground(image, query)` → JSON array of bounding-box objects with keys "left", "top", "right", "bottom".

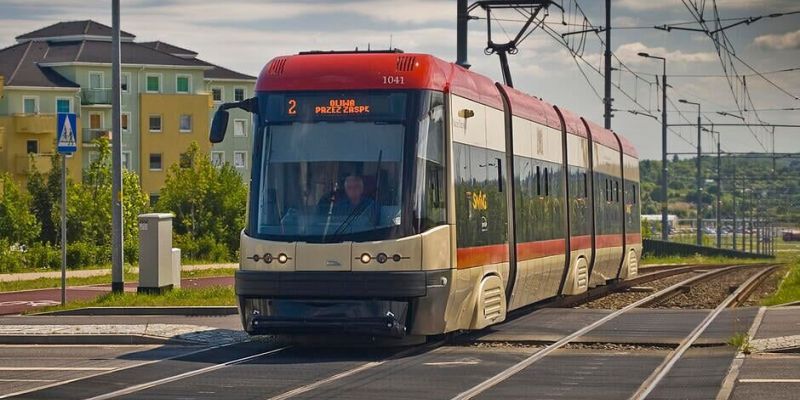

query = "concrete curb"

[
  {"left": 0, "top": 334, "right": 191, "bottom": 345},
  {"left": 32, "top": 306, "right": 239, "bottom": 316}
]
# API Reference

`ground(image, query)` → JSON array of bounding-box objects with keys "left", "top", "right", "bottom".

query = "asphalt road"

[
  {"left": 0, "top": 306, "right": 795, "bottom": 399},
  {"left": 0, "top": 341, "right": 751, "bottom": 400}
]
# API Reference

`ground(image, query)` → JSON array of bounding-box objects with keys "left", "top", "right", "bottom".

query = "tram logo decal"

[{"left": 471, "top": 190, "right": 488, "bottom": 211}]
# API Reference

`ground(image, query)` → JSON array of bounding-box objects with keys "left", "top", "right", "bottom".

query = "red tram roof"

[
  {"left": 256, "top": 51, "right": 637, "bottom": 157},
  {"left": 583, "top": 119, "right": 619, "bottom": 152},
  {"left": 501, "top": 85, "right": 562, "bottom": 131}
]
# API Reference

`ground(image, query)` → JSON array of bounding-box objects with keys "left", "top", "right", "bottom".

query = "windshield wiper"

[{"left": 330, "top": 199, "right": 372, "bottom": 238}]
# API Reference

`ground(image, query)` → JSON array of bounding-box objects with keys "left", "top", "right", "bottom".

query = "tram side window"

[
  {"left": 544, "top": 167, "right": 550, "bottom": 197},
  {"left": 582, "top": 172, "right": 588, "bottom": 198},
  {"left": 536, "top": 166, "right": 541, "bottom": 196},
  {"left": 414, "top": 91, "right": 447, "bottom": 232}
]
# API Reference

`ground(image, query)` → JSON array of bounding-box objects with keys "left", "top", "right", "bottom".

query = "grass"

[
  {"left": 641, "top": 254, "right": 766, "bottom": 266},
  {"left": 727, "top": 332, "right": 753, "bottom": 354},
  {"left": 0, "top": 267, "right": 235, "bottom": 293},
  {"left": 762, "top": 257, "right": 800, "bottom": 306},
  {"left": 31, "top": 285, "right": 236, "bottom": 314}
]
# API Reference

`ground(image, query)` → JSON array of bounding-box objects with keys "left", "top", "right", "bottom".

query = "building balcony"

[
  {"left": 81, "top": 88, "right": 113, "bottom": 105},
  {"left": 83, "top": 128, "right": 110, "bottom": 143},
  {"left": 15, "top": 153, "right": 54, "bottom": 175},
  {"left": 13, "top": 113, "right": 56, "bottom": 135}
]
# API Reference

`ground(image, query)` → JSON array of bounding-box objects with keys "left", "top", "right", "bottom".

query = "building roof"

[
  {"left": 202, "top": 61, "right": 257, "bottom": 81},
  {"left": 16, "top": 20, "right": 135, "bottom": 42},
  {"left": 0, "top": 41, "right": 79, "bottom": 88},
  {"left": 39, "top": 40, "right": 207, "bottom": 67},
  {"left": 2, "top": 21, "right": 272, "bottom": 88},
  {"left": 139, "top": 41, "right": 198, "bottom": 57}
]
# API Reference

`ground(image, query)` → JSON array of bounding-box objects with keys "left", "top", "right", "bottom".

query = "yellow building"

[
  {"left": 139, "top": 93, "right": 210, "bottom": 194},
  {"left": 0, "top": 20, "right": 254, "bottom": 197}
]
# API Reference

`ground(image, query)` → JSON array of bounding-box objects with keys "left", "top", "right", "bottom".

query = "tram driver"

[{"left": 319, "top": 174, "right": 377, "bottom": 232}]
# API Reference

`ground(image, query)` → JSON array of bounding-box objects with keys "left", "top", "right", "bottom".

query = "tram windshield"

[{"left": 250, "top": 90, "right": 446, "bottom": 243}]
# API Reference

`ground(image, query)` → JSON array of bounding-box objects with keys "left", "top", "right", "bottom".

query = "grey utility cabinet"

[{"left": 138, "top": 213, "right": 178, "bottom": 293}]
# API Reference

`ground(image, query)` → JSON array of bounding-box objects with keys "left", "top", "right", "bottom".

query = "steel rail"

[
  {"left": 450, "top": 264, "right": 751, "bottom": 400},
  {"left": 85, "top": 345, "right": 292, "bottom": 400},
  {"left": 630, "top": 265, "right": 780, "bottom": 399},
  {"left": 264, "top": 336, "right": 450, "bottom": 400}
]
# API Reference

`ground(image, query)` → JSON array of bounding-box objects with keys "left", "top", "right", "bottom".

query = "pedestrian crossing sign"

[{"left": 57, "top": 112, "right": 77, "bottom": 154}]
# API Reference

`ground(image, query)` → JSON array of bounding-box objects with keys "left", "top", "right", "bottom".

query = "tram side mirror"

[{"left": 210, "top": 109, "right": 229, "bottom": 144}]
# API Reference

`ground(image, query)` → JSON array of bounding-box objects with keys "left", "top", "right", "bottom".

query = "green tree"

[
  {"left": 65, "top": 138, "right": 150, "bottom": 264},
  {"left": 0, "top": 173, "right": 40, "bottom": 245},
  {"left": 157, "top": 142, "right": 247, "bottom": 260},
  {"left": 27, "top": 153, "right": 65, "bottom": 244}
]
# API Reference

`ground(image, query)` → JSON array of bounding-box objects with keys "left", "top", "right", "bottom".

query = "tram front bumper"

[{"left": 235, "top": 270, "right": 439, "bottom": 337}]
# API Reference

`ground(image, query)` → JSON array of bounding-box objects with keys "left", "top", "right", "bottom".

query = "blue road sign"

[{"left": 57, "top": 113, "right": 77, "bottom": 154}]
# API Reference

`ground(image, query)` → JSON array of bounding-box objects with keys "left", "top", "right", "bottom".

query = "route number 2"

[{"left": 288, "top": 99, "right": 297, "bottom": 115}]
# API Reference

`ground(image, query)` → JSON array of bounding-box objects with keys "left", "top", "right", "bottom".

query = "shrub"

[
  {"left": 66, "top": 241, "right": 101, "bottom": 268},
  {"left": 174, "top": 234, "right": 230, "bottom": 263},
  {"left": 25, "top": 243, "right": 61, "bottom": 270},
  {"left": 0, "top": 240, "right": 25, "bottom": 273}
]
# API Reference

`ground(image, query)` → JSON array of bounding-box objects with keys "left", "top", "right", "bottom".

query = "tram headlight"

[
  {"left": 376, "top": 253, "right": 388, "bottom": 264},
  {"left": 360, "top": 253, "right": 372, "bottom": 264},
  {"left": 277, "top": 253, "right": 289, "bottom": 264},
  {"left": 263, "top": 253, "right": 273, "bottom": 263}
]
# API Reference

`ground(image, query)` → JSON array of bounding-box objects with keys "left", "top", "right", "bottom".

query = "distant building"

[{"left": 0, "top": 20, "right": 256, "bottom": 198}]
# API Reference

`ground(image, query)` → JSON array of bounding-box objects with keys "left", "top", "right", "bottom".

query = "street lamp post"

[
  {"left": 680, "top": 99, "right": 702, "bottom": 246},
  {"left": 638, "top": 52, "right": 669, "bottom": 241},
  {"left": 702, "top": 125, "right": 721, "bottom": 248}
]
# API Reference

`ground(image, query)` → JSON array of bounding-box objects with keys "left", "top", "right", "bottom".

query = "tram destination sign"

[{"left": 265, "top": 91, "right": 408, "bottom": 122}]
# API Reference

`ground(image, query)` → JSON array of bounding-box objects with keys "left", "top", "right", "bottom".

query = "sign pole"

[
  {"left": 57, "top": 111, "right": 77, "bottom": 306},
  {"left": 61, "top": 154, "right": 67, "bottom": 305}
]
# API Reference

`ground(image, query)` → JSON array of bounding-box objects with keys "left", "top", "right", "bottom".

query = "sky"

[{"left": 1, "top": 0, "right": 799, "bottom": 160}]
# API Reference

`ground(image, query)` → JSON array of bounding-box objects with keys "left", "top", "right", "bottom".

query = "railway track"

[{"left": 451, "top": 263, "right": 780, "bottom": 400}]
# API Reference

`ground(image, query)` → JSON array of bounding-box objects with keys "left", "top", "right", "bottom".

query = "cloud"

[
  {"left": 615, "top": 42, "right": 717, "bottom": 64},
  {"left": 616, "top": 0, "right": 797, "bottom": 11},
  {"left": 753, "top": 30, "right": 800, "bottom": 50}
]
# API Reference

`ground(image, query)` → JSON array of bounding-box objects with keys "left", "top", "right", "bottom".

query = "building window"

[
  {"left": 176, "top": 75, "right": 191, "bottom": 93},
  {"left": 179, "top": 114, "right": 192, "bottom": 132},
  {"left": 23, "top": 97, "right": 38, "bottom": 114},
  {"left": 211, "top": 151, "right": 224, "bottom": 167},
  {"left": 149, "top": 115, "right": 162, "bottom": 132},
  {"left": 121, "top": 112, "right": 130, "bottom": 133},
  {"left": 56, "top": 98, "right": 71, "bottom": 114},
  {"left": 234, "top": 87, "right": 245, "bottom": 102},
  {"left": 89, "top": 112, "right": 103, "bottom": 130},
  {"left": 233, "top": 151, "right": 246, "bottom": 169},
  {"left": 233, "top": 119, "right": 246, "bottom": 137},
  {"left": 121, "top": 73, "right": 130, "bottom": 92},
  {"left": 89, "top": 71, "right": 104, "bottom": 89},
  {"left": 146, "top": 74, "right": 161, "bottom": 92},
  {"left": 211, "top": 87, "right": 222, "bottom": 102},
  {"left": 26, "top": 140, "right": 38, "bottom": 154},
  {"left": 122, "top": 151, "right": 131, "bottom": 170},
  {"left": 149, "top": 153, "right": 162, "bottom": 170}
]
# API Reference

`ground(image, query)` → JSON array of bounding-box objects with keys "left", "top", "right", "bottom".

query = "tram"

[{"left": 209, "top": 50, "right": 641, "bottom": 339}]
